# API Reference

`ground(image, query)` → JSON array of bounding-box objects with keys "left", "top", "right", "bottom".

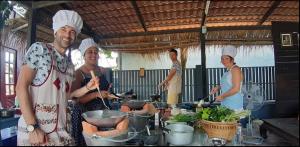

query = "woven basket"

[{"left": 199, "top": 119, "right": 237, "bottom": 141}]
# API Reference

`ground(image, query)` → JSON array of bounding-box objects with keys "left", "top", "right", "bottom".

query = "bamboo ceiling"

[{"left": 13, "top": 0, "right": 299, "bottom": 53}]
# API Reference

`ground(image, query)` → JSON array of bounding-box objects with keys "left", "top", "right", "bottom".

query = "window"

[
  {"left": 1, "top": 47, "right": 17, "bottom": 108},
  {"left": 5, "top": 51, "right": 16, "bottom": 95}
]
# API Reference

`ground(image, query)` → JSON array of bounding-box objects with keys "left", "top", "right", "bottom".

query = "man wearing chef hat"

[
  {"left": 210, "top": 45, "right": 244, "bottom": 111},
  {"left": 16, "top": 10, "right": 99, "bottom": 146}
]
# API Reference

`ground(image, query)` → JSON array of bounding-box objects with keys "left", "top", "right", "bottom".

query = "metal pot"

[
  {"left": 128, "top": 113, "right": 153, "bottom": 132},
  {"left": 82, "top": 110, "right": 127, "bottom": 128},
  {"left": 163, "top": 123, "right": 194, "bottom": 145},
  {"left": 0, "top": 108, "right": 15, "bottom": 118}
]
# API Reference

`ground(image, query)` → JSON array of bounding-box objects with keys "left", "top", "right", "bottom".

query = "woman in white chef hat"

[
  {"left": 210, "top": 45, "right": 244, "bottom": 111},
  {"left": 70, "top": 38, "right": 113, "bottom": 145}
]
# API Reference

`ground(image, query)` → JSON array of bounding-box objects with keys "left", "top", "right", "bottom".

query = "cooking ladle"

[
  {"left": 90, "top": 70, "right": 110, "bottom": 110},
  {"left": 146, "top": 125, "right": 151, "bottom": 136}
]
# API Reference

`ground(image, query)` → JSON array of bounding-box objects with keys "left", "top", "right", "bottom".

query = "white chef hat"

[
  {"left": 52, "top": 10, "right": 83, "bottom": 35},
  {"left": 222, "top": 45, "right": 237, "bottom": 58},
  {"left": 79, "top": 38, "right": 98, "bottom": 56}
]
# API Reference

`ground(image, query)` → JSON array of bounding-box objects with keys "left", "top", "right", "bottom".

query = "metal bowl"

[
  {"left": 82, "top": 110, "right": 127, "bottom": 128},
  {"left": 208, "top": 137, "right": 227, "bottom": 146},
  {"left": 0, "top": 108, "right": 15, "bottom": 118}
]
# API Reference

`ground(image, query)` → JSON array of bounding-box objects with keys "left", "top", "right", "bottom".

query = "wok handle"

[{"left": 161, "top": 127, "right": 170, "bottom": 134}]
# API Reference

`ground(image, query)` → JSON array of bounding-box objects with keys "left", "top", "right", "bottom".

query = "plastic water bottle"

[
  {"left": 235, "top": 123, "right": 243, "bottom": 145},
  {"left": 155, "top": 112, "right": 159, "bottom": 128}
]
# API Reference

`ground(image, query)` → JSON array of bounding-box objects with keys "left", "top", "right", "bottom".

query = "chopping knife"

[{"left": 90, "top": 70, "right": 110, "bottom": 110}]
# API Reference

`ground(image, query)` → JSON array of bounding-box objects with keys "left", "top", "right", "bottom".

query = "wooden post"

[
  {"left": 180, "top": 47, "right": 188, "bottom": 103},
  {"left": 200, "top": 32, "right": 208, "bottom": 98},
  {"left": 26, "top": 5, "right": 37, "bottom": 49}
]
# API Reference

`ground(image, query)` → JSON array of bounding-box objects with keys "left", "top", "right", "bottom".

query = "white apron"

[
  {"left": 167, "top": 73, "right": 182, "bottom": 105},
  {"left": 17, "top": 44, "right": 74, "bottom": 146}
]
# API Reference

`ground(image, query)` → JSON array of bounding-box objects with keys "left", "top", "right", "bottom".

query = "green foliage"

[
  {"left": 102, "top": 49, "right": 112, "bottom": 59},
  {"left": 196, "top": 106, "right": 250, "bottom": 122},
  {"left": 0, "top": 0, "right": 13, "bottom": 30},
  {"left": 170, "top": 113, "right": 197, "bottom": 122}
]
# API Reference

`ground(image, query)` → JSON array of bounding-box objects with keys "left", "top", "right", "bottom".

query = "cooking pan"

[
  {"left": 122, "top": 100, "right": 147, "bottom": 110},
  {"left": 199, "top": 94, "right": 220, "bottom": 108},
  {"left": 82, "top": 110, "right": 127, "bottom": 128},
  {"left": 150, "top": 85, "right": 163, "bottom": 102}
]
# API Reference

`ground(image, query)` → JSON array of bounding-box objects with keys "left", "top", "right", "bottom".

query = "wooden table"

[
  {"left": 260, "top": 117, "right": 299, "bottom": 146},
  {"left": 0, "top": 116, "right": 20, "bottom": 146}
]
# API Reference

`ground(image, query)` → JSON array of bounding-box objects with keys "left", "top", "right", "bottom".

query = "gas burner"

[{"left": 124, "top": 138, "right": 144, "bottom": 146}]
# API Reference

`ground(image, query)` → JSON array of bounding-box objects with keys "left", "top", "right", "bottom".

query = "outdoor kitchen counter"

[{"left": 152, "top": 127, "right": 239, "bottom": 146}]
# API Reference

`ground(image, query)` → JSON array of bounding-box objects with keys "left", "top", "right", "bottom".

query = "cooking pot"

[
  {"left": 128, "top": 112, "right": 153, "bottom": 132},
  {"left": 82, "top": 110, "right": 127, "bottom": 128},
  {"left": 163, "top": 123, "right": 194, "bottom": 145},
  {"left": 0, "top": 108, "right": 15, "bottom": 118}
]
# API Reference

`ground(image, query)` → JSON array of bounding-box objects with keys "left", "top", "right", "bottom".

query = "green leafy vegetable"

[
  {"left": 196, "top": 106, "right": 250, "bottom": 122},
  {"left": 170, "top": 113, "right": 196, "bottom": 122}
]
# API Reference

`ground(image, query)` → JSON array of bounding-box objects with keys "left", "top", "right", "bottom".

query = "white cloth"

[
  {"left": 52, "top": 10, "right": 83, "bottom": 35},
  {"left": 222, "top": 45, "right": 237, "bottom": 58},
  {"left": 78, "top": 38, "right": 98, "bottom": 56},
  {"left": 167, "top": 61, "right": 182, "bottom": 105}
]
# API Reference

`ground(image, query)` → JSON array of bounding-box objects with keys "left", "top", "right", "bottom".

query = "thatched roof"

[{"left": 9, "top": 0, "right": 299, "bottom": 53}]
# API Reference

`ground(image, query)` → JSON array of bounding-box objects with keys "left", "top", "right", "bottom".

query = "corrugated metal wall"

[{"left": 112, "top": 66, "right": 275, "bottom": 102}]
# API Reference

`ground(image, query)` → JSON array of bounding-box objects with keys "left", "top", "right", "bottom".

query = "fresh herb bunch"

[
  {"left": 196, "top": 106, "right": 249, "bottom": 122},
  {"left": 170, "top": 113, "right": 197, "bottom": 122}
]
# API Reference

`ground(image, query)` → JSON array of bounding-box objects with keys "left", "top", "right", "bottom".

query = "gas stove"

[{"left": 124, "top": 134, "right": 144, "bottom": 146}]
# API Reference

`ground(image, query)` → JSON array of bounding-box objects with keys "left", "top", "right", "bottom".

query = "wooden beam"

[
  {"left": 258, "top": 1, "right": 281, "bottom": 25},
  {"left": 101, "top": 25, "right": 271, "bottom": 39},
  {"left": 12, "top": 23, "right": 28, "bottom": 32},
  {"left": 100, "top": 40, "right": 199, "bottom": 48},
  {"left": 32, "top": 1, "right": 69, "bottom": 9},
  {"left": 131, "top": 0, "right": 147, "bottom": 32},
  {"left": 201, "top": 0, "right": 211, "bottom": 27}
]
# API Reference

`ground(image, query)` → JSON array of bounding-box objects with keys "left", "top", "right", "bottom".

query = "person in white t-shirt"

[{"left": 159, "top": 48, "right": 182, "bottom": 108}]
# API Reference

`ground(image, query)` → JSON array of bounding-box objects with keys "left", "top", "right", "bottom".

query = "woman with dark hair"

[
  {"left": 210, "top": 46, "right": 244, "bottom": 111},
  {"left": 70, "top": 38, "right": 113, "bottom": 145}
]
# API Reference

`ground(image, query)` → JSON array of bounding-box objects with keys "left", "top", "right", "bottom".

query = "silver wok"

[
  {"left": 82, "top": 110, "right": 127, "bottom": 128},
  {"left": 122, "top": 100, "right": 147, "bottom": 110}
]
